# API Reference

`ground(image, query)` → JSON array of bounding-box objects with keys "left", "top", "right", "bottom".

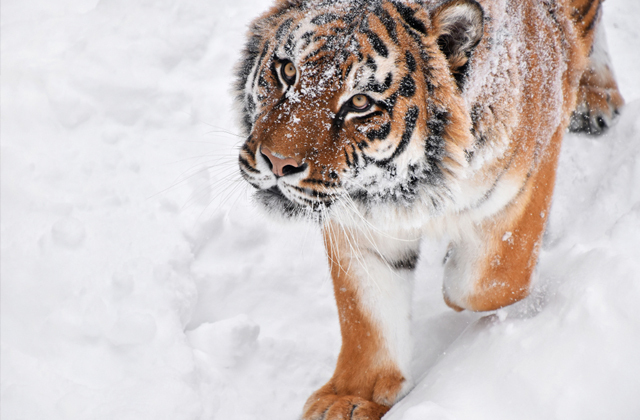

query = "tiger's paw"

[
  {"left": 569, "top": 81, "right": 624, "bottom": 135},
  {"left": 303, "top": 394, "right": 390, "bottom": 420},
  {"left": 302, "top": 375, "right": 405, "bottom": 420}
]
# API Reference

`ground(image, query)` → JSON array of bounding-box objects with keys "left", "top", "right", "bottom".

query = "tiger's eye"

[
  {"left": 351, "top": 94, "right": 369, "bottom": 109},
  {"left": 282, "top": 62, "right": 297, "bottom": 83}
]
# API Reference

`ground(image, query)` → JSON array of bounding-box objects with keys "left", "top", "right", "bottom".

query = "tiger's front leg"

[{"left": 303, "top": 221, "right": 419, "bottom": 420}]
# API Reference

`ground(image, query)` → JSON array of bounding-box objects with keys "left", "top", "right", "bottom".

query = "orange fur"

[
  {"left": 464, "top": 129, "right": 563, "bottom": 311},
  {"left": 301, "top": 222, "right": 406, "bottom": 417}
]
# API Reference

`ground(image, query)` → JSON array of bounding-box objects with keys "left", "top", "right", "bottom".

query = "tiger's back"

[{"left": 235, "top": 0, "right": 622, "bottom": 418}]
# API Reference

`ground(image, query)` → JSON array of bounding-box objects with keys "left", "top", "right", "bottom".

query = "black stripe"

[
  {"left": 257, "top": 71, "right": 268, "bottom": 88},
  {"left": 392, "top": 2, "right": 427, "bottom": 35},
  {"left": 405, "top": 51, "right": 416, "bottom": 73},
  {"left": 366, "top": 30, "right": 389, "bottom": 57},
  {"left": 426, "top": 108, "right": 448, "bottom": 141},
  {"left": 401, "top": 22, "right": 434, "bottom": 95},
  {"left": 344, "top": 147, "right": 353, "bottom": 168},
  {"left": 376, "top": 7, "right": 399, "bottom": 44},
  {"left": 251, "top": 41, "right": 271, "bottom": 90},
  {"left": 291, "top": 185, "right": 331, "bottom": 199},
  {"left": 363, "top": 72, "right": 393, "bottom": 93},
  {"left": 389, "top": 251, "right": 419, "bottom": 270},
  {"left": 302, "top": 178, "right": 341, "bottom": 188},
  {"left": 425, "top": 107, "right": 449, "bottom": 162},
  {"left": 366, "top": 122, "right": 391, "bottom": 141},
  {"left": 303, "top": 43, "right": 334, "bottom": 62},
  {"left": 470, "top": 103, "right": 482, "bottom": 125},
  {"left": 275, "top": 18, "right": 294, "bottom": 42},
  {"left": 379, "top": 91, "right": 399, "bottom": 118},
  {"left": 241, "top": 142, "right": 254, "bottom": 156},
  {"left": 300, "top": 30, "right": 314, "bottom": 50},
  {"left": 343, "top": 62, "right": 353, "bottom": 79},
  {"left": 270, "top": 61, "right": 282, "bottom": 88},
  {"left": 242, "top": 114, "right": 252, "bottom": 131},
  {"left": 351, "top": 145, "right": 360, "bottom": 168},
  {"left": 296, "top": 195, "right": 334, "bottom": 210},
  {"left": 284, "top": 33, "right": 296, "bottom": 56},
  {"left": 256, "top": 41, "right": 270, "bottom": 74},
  {"left": 572, "top": 0, "right": 597, "bottom": 20},
  {"left": 332, "top": 109, "right": 347, "bottom": 132},
  {"left": 398, "top": 75, "right": 416, "bottom": 97},
  {"left": 236, "top": 35, "right": 261, "bottom": 90},
  {"left": 583, "top": 3, "right": 602, "bottom": 34},
  {"left": 311, "top": 13, "right": 340, "bottom": 25},
  {"left": 313, "top": 34, "right": 339, "bottom": 44},
  {"left": 384, "top": 72, "right": 393, "bottom": 88},
  {"left": 238, "top": 156, "right": 260, "bottom": 173},
  {"left": 366, "top": 55, "right": 377, "bottom": 72},
  {"left": 340, "top": 8, "right": 359, "bottom": 25},
  {"left": 377, "top": 106, "right": 419, "bottom": 166},
  {"left": 246, "top": 95, "right": 256, "bottom": 114}
]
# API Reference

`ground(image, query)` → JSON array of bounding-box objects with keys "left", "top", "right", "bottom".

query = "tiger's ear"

[{"left": 431, "top": 0, "right": 484, "bottom": 87}]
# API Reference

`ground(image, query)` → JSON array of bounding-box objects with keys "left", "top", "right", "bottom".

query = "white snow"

[{"left": 1, "top": 1, "right": 639, "bottom": 419}]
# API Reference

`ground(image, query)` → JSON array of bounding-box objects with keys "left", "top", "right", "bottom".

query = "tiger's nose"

[{"left": 261, "top": 146, "right": 306, "bottom": 177}]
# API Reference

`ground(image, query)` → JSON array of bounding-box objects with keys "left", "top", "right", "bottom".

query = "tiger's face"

[{"left": 236, "top": 0, "right": 483, "bottom": 224}]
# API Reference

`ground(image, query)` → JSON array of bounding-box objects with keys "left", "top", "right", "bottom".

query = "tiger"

[{"left": 234, "top": 0, "right": 623, "bottom": 418}]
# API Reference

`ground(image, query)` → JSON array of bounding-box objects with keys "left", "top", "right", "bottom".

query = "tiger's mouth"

[
  {"left": 255, "top": 184, "right": 334, "bottom": 221},
  {"left": 256, "top": 186, "right": 299, "bottom": 214},
  {"left": 265, "top": 185, "right": 287, "bottom": 200}
]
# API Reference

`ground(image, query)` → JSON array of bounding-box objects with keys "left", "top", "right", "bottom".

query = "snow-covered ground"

[{"left": 2, "top": 0, "right": 639, "bottom": 419}]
